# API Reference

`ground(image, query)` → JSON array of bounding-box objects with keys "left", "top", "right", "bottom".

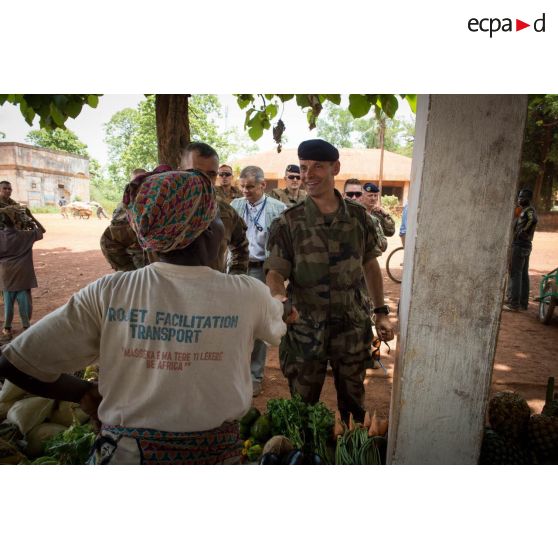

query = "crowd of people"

[{"left": 0, "top": 138, "right": 538, "bottom": 464}]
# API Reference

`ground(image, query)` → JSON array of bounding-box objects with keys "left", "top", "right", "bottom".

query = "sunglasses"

[
  {"left": 218, "top": 172, "right": 232, "bottom": 178},
  {"left": 345, "top": 192, "right": 363, "bottom": 198},
  {"left": 287, "top": 175, "right": 301, "bottom": 180}
]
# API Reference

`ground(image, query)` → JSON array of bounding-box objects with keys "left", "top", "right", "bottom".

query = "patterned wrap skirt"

[{"left": 87, "top": 421, "right": 242, "bottom": 465}]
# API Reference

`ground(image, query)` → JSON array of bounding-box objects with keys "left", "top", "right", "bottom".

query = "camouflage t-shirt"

[
  {"left": 215, "top": 185, "right": 243, "bottom": 204},
  {"left": 100, "top": 203, "right": 147, "bottom": 271},
  {"left": 269, "top": 188, "right": 307, "bottom": 208},
  {"left": 369, "top": 208, "right": 396, "bottom": 237},
  {"left": 212, "top": 199, "right": 249, "bottom": 274},
  {"left": 265, "top": 190, "right": 384, "bottom": 360}
]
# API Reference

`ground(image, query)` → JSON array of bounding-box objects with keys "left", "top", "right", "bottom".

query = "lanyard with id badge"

[{"left": 245, "top": 198, "right": 267, "bottom": 232}]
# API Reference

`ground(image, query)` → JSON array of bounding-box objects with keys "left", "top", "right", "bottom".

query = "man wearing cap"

[
  {"left": 231, "top": 166, "right": 287, "bottom": 396},
  {"left": 265, "top": 139, "right": 395, "bottom": 424},
  {"left": 269, "top": 164, "right": 307, "bottom": 208},
  {"left": 362, "top": 182, "right": 396, "bottom": 237},
  {"left": 504, "top": 188, "right": 538, "bottom": 312},
  {"left": 343, "top": 179, "right": 387, "bottom": 252},
  {"left": 215, "top": 164, "right": 242, "bottom": 204}
]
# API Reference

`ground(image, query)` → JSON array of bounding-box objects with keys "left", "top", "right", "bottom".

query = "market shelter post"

[{"left": 388, "top": 95, "right": 528, "bottom": 464}]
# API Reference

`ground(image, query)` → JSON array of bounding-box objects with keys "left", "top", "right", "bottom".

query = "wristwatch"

[{"left": 373, "top": 305, "right": 390, "bottom": 315}]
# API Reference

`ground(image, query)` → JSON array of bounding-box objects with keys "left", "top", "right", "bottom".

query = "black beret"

[
  {"left": 518, "top": 189, "right": 533, "bottom": 199},
  {"left": 285, "top": 164, "right": 300, "bottom": 174},
  {"left": 363, "top": 182, "right": 380, "bottom": 193},
  {"left": 298, "top": 139, "right": 339, "bottom": 162}
]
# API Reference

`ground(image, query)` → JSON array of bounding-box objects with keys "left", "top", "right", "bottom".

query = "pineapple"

[
  {"left": 488, "top": 392, "right": 531, "bottom": 441},
  {"left": 542, "top": 377, "right": 558, "bottom": 418},
  {"left": 527, "top": 414, "right": 558, "bottom": 464},
  {"left": 479, "top": 428, "right": 531, "bottom": 465}
]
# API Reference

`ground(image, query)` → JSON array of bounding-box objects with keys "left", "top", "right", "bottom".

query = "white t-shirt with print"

[{"left": 3, "top": 263, "right": 286, "bottom": 432}]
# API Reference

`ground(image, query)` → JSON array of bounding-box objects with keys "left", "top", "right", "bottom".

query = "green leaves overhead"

[
  {"left": 234, "top": 93, "right": 416, "bottom": 151},
  {"left": 403, "top": 94, "right": 417, "bottom": 113},
  {"left": 348, "top": 95, "right": 376, "bottom": 118},
  {"left": 0, "top": 94, "right": 102, "bottom": 129},
  {"left": 87, "top": 95, "right": 99, "bottom": 108},
  {"left": 379, "top": 95, "right": 399, "bottom": 118}
]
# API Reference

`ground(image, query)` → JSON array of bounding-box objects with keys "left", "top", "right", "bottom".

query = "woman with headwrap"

[{"left": 0, "top": 169, "right": 287, "bottom": 464}]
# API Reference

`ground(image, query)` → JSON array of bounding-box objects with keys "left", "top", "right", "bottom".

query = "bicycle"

[{"left": 386, "top": 246, "right": 404, "bottom": 284}]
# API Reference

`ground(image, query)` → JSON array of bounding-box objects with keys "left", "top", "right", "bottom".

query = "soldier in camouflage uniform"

[
  {"left": 343, "top": 179, "right": 387, "bottom": 252},
  {"left": 100, "top": 203, "right": 149, "bottom": 271},
  {"left": 265, "top": 140, "right": 395, "bottom": 423},
  {"left": 213, "top": 199, "right": 248, "bottom": 274},
  {"left": 0, "top": 181, "right": 46, "bottom": 233},
  {"left": 215, "top": 164, "right": 242, "bottom": 204},
  {"left": 180, "top": 143, "right": 249, "bottom": 275},
  {"left": 362, "top": 182, "right": 396, "bottom": 237},
  {"left": 0, "top": 181, "right": 17, "bottom": 209},
  {"left": 100, "top": 169, "right": 152, "bottom": 271},
  {"left": 269, "top": 164, "right": 307, "bottom": 208}
]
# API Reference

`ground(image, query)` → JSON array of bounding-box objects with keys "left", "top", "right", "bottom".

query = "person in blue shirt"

[{"left": 399, "top": 203, "right": 408, "bottom": 247}]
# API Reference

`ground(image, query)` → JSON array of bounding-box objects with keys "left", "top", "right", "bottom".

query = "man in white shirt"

[{"left": 231, "top": 166, "right": 286, "bottom": 395}]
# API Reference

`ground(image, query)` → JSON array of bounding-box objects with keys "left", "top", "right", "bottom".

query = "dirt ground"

[{"left": 3, "top": 213, "right": 558, "bottom": 418}]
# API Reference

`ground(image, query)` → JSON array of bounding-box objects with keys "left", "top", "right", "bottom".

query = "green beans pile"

[{"left": 335, "top": 425, "right": 382, "bottom": 465}]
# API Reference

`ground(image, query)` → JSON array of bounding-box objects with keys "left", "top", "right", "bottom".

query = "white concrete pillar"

[{"left": 388, "top": 95, "right": 528, "bottom": 464}]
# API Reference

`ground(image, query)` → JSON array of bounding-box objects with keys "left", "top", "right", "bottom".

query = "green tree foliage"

[
  {"left": 0, "top": 94, "right": 101, "bottom": 129},
  {"left": 234, "top": 94, "right": 416, "bottom": 151},
  {"left": 104, "top": 95, "right": 234, "bottom": 186},
  {"left": 356, "top": 116, "right": 415, "bottom": 157},
  {"left": 316, "top": 103, "right": 415, "bottom": 156},
  {"left": 520, "top": 94, "right": 558, "bottom": 211},
  {"left": 26, "top": 128, "right": 89, "bottom": 157},
  {"left": 316, "top": 105, "right": 355, "bottom": 148}
]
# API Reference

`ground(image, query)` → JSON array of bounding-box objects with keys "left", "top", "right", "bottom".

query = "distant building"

[
  {"left": 0, "top": 142, "right": 90, "bottom": 207},
  {"left": 232, "top": 147, "right": 412, "bottom": 202}
]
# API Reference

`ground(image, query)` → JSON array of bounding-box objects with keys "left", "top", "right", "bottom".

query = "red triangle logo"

[{"left": 516, "top": 19, "right": 530, "bottom": 31}]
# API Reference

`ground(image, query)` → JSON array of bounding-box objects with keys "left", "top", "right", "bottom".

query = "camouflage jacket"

[
  {"left": 0, "top": 198, "right": 17, "bottom": 208},
  {"left": 215, "top": 184, "right": 243, "bottom": 204},
  {"left": 512, "top": 205, "right": 538, "bottom": 248},
  {"left": 213, "top": 199, "right": 249, "bottom": 274},
  {"left": 268, "top": 188, "right": 307, "bottom": 208},
  {"left": 265, "top": 190, "right": 384, "bottom": 360},
  {"left": 369, "top": 207, "right": 396, "bottom": 237},
  {"left": 0, "top": 202, "right": 39, "bottom": 231},
  {"left": 100, "top": 203, "right": 148, "bottom": 271}
]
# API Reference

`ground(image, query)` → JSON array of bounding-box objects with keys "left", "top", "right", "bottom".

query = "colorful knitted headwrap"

[{"left": 123, "top": 169, "right": 217, "bottom": 253}]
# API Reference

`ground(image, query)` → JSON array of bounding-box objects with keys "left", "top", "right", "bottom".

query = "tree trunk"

[
  {"left": 378, "top": 118, "right": 385, "bottom": 197},
  {"left": 155, "top": 94, "right": 191, "bottom": 169},
  {"left": 541, "top": 161, "right": 554, "bottom": 211},
  {"left": 532, "top": 126, "right": 552, "bottom": 209}
]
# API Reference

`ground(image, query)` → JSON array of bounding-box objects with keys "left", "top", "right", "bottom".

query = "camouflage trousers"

[{"left": 279, "top": 347, "right": 373, "bottom": 424}]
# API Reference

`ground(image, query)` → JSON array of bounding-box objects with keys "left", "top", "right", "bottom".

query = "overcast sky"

[{"left": 0, "top": 94, "right": 414, "bottom": 166}]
